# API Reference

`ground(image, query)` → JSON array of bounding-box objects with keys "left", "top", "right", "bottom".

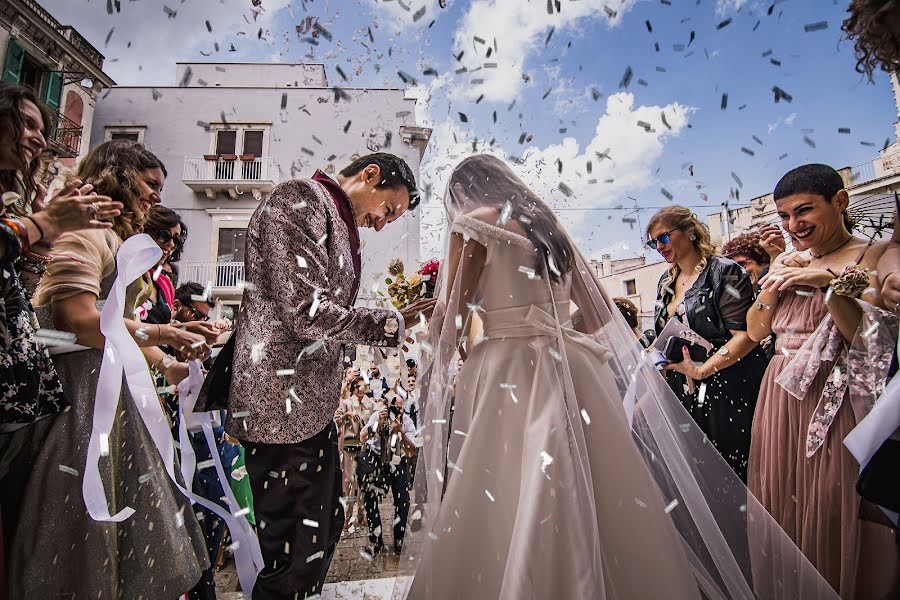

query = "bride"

[{"left": 399, "top": 155, "right": 839, "bottom": 600}]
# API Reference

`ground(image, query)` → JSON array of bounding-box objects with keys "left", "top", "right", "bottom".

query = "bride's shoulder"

[{"left": 459, "top": 207, "right": 529, "bottom": 236}]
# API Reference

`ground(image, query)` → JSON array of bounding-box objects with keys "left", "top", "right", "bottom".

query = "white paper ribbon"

[
  {"left": 82, "top": 235, "right": 263, "bottom": 594},
  {"left": 177, "top": 361, "right": 264, "bottom": 595},
  {"left": 844, "top": 370, "right": 900, "bottom": 525}
]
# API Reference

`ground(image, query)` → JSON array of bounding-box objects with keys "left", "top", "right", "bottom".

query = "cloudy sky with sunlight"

[{"left": 42, "top": 0, "right": 898, "bottom": 261}]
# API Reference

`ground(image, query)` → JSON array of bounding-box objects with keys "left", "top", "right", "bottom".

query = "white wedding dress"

[{"left": 399, "top": 154, "right": 839, "bottom": 600}]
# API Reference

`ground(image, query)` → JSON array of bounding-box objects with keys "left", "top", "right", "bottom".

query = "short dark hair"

[
  {"left": 174, "top": 282, "right": 208, "bottom": 306},
  {"left": 774, "top": 164, "right": 853, "bottom": 230},
  {"left": 340, "top": 152, "right": 419, "bottom": 209},
  {"left": 774, "top": 164, "right": 845, "bottom": 203},
  {"left": 145, "top": 205, "right": 187, "bottom": 263}
]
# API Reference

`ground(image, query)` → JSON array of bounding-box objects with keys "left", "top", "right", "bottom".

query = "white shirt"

[{"left": 364, "top": 410, "right": 418, "bottom": 454}]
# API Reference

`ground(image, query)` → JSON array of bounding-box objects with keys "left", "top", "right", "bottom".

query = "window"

[
  {"left": 110, "top": 132, "right": 139, "bottom": 141},
  {"left": 3, "top": 39, "right": 62, "bottom": 110},
  {"left": 207, "top": 124, "right": 271, "bottom": 181},
  {"left": 104, "top": 126, "right": 145, "bottom": 143},
  {"left": 216, "top": 228, "right": 247, "bottom": 287},
  {"left": 623, "top": 279, "right": 637, "bottom": 296}
]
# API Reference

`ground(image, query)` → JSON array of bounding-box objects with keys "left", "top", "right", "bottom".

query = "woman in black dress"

[{"left": 647, "top": 206, "right": 769, "bottom": 482}]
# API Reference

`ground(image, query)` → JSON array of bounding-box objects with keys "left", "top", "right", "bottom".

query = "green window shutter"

[
  {"left": 44, "top": 71, "right": 62, "bottom": 111},
  {"left": 2, "top": 39, "right": 24, "bottom": 83}
]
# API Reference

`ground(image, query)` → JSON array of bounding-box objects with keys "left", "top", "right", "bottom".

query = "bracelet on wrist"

[
  {"left": 2, "top": 217, "right": 30, "bottom": 256},
  {"left": 22, "top": 215, "right": 44, "bottom": 242}
]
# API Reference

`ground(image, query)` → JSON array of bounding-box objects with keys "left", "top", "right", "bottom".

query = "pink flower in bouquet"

[{"left": 418, "top": 260, "right": 440, "bottom": 297}]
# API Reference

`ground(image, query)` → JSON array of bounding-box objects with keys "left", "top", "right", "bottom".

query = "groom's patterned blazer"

[{"left": 224, "top": 177, "right": 401, "bottom": 444}]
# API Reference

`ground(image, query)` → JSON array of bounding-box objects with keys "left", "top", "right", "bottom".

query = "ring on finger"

[{"left": 88, "top": 202, "right": 99, "bottom": 215}]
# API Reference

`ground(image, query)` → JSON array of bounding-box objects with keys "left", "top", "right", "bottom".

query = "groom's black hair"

[{"left": 340, "top": 152, "right": 420, "bottom": 209}]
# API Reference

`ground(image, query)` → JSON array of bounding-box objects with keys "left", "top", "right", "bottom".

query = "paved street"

[{"left": 215, "top": 495, "right": 414, "bottom": 598}]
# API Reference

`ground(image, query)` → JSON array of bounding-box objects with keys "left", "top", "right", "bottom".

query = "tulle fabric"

[{"left": 395, "top": 154, "right": 839, "bottom": 600}]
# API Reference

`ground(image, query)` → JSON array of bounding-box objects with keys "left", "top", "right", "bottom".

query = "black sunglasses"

[
  {"left": 646, "top": 227, "right": 681, "bottom": 250},
  {"left": 183, "top": 304, "right": 209, "bottom": 322},
  {"left": 154, "top": 229, "right": 185, "bottom": 246}
]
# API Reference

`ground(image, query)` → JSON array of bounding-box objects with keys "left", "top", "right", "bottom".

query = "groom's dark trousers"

[{"left": 243, "top": 422, "right": 344, "bottom": 599}]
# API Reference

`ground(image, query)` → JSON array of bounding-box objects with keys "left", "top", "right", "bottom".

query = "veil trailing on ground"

[{"left": 396, "top": 154, "right": 838, "bottom": 599}]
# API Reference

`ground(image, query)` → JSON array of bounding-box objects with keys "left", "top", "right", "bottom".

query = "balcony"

[
  {"left": 48, "top": 113, "right": 83, "bottom": 158},
  {"left": 180, "top": 262, "right": 246, "bottom": 294},
  {"left": 183, "top": 156, "right": 276, "bottom": 200},
  {"left": 849, "top": 150, "right": 900, "bottom": 188}
]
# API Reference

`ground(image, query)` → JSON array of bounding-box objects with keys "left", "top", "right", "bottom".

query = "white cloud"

[
  {"left": 451, "top": 0, "right": 637, "bottom": 103},
  {"left": 414, "top": 91, "right": 692, "bottom": 258},
  {"left": 41, "top": 0, "right": 291, "bottom": 85},
  {"left": 767, "top": 112, "right": 797, "bottom": 135},
  {"left": 716, "top": 0, "right": 748, "bottom": 15}
]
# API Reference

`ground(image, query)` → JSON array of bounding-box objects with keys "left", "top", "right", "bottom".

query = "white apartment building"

[{"left": 89, "top": 62, "right": 431, "bottom": 313}]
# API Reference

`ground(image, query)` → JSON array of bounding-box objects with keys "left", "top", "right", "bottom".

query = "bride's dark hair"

[{"left": 446, "top": 154, "right": 573, "bottom": 284}]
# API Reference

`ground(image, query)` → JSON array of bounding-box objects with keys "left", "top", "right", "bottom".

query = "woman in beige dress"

[
  {"left": 402, "top": 155, "right": 839, "bottom": 600},
  {"left": 336, "top": 372, "right": 375, "bottom": 530},
  {"left": 9, "top": 140, "right": 212, "bottom": 598},
  {"left": 747, "top": 163, "right": 899, "bottom": 599}
]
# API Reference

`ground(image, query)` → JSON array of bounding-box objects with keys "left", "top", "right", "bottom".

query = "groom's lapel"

[{"left": 309, "top": 173, "right": 362, "bottom": 301}]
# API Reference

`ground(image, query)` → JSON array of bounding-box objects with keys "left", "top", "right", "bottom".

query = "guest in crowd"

[
  {"left": 0, "top": 82, "right": 123, "bottom": 585},
  {"left": 721, "top": 230, "right": 783, "bottom": 287},
  {"left": 360, "top": 395, "right": 418, "bottom": 557},
  {"left": 7, "top": 140, "right": 212, "bottom": 598},
  {"left": 747, "top": 163, "right": 898, "bottom": 598},
  {"left": 613, "top": 297, "right": 645, "bottom": 343},
  {"left": 141, "top": 205, "right": 185, "bottom": 324},
  {"left": 367, "top": 365, "right": 389, "bottom": 401},
  {"left": 335, "top": 373, "right": 375, "bottom": 531},
  {"left": 647, "top": 206, "right": 767, "bottom": 482}
]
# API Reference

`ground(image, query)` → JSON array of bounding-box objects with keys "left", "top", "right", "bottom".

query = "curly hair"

[
  {"left": 0, "top": 82, "right": 53, "bottom": 214},
  {"left": 71, "top": 140, "right": 166, "bottom": 240},
  {"left": 646, "top": 205, "right": 717, "bottom": 289},
  {"left": 721, "top": 232, "right": 770, "bottom": 266},
  {"left": 144, "top": 205, "right": 187, "bottom": 263},
  {"left": 613, "top": 297, "right": 640, "bottom": 331},
  {"left": 843, "top": 0, "right": 900, "bottom": 81}
]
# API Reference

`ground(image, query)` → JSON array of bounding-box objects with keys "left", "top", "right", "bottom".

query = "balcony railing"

[
  {"left": 48, "top": 113, "right": 83, "bottom": 157},
  {"left": 850, "top": 150, "right": 900, "bottom": 186},
  {"left": 19, "top": 0, "right": 105, "bottom": 69},
  {"left": 180, "top": 262, "right": 245, "bottom": 289},
  {"left": 183, "top": 157, "right": 275, "bottom": 182}
]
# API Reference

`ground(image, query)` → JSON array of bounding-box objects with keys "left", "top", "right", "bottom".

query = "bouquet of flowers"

[{"left": 382, "top": 258, "right": 440, "bottom": 309}]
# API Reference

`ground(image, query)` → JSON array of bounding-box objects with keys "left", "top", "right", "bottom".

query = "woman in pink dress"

[{"left": 748, "top": 163, "right": 899, "bottom": 599}]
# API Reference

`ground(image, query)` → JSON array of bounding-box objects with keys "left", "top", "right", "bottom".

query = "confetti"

[
  {"left": 58, "top": 464, "right": 78, "bottom": 476},
  {"left": 804, "top": 21, "right": 828, "bottom": 32},
  {"left": 485, "top": 489, "right": 495, "bottom": 502},
  {"left": 302, "top": 519, "right": 320, "bottom": 528},
  {"left": 664, "top": 499, "right": 679, "bottom": 513}
]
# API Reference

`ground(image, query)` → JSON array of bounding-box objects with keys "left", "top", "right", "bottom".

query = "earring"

[{"left": 690, "top": 234, "right": 697, "bottom": 241}]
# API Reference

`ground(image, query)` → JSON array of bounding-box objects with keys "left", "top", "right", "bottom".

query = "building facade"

[
  {"left": 89, "top": 62, "right": 431, "bottom": 313},
  {"left": 592, "top": 254, "right": 667, "bottom": 331},
  {"left": 0, "top": 0, "right": 115, "bottom": 179}
]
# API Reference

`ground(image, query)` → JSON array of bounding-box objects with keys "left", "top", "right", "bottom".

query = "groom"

[{"left": 222, "top": 153, "right": 434, "bottom": 599}]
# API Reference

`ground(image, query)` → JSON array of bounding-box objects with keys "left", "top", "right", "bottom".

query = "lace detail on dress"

[
  {"left": 775, "top": 300, "right": 897, "bottom": 458},
  {"left": 451, "top": 214, "right": 534, "bottom": 250}
]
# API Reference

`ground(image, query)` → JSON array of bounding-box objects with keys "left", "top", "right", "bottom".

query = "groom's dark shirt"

[{"left": 312, "top": 170, "right": 362, "bottom": 300}]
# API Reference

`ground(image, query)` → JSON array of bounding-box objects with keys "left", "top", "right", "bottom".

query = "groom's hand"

[{"left": 400, "top": 297, "right": 437, "bottom": 323}]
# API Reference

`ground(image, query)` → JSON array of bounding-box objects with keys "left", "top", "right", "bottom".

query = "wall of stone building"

[
  {"left": 91, "top": 83, "right": 425, "bottom": 307},
  {"left": 597, "top": 260, "right": 668, "bottom": 332}
]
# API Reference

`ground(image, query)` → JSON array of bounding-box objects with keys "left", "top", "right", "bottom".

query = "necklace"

[{"left": 810, "top": 235, "right": 853, "bottom": 260}]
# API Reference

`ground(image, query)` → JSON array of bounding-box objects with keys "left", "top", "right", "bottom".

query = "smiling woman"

[
  {"left": 747, "top": 163, "right": 898, "bottom": 598},
  {"left": 9, "top": 141, "right": 212, "bottom": 598}
]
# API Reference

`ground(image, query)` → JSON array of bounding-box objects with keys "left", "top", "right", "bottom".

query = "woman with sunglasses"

[
  {"left": 647, "top": 205, "right": 767, "bottom": 482},
  {"left": 143, "top": 205, "right": 218, "bottom": 344}
]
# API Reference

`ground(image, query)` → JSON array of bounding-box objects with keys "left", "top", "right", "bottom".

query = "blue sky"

[{"left": 43, "top": 0, "right": 898, "bottom": 260}]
